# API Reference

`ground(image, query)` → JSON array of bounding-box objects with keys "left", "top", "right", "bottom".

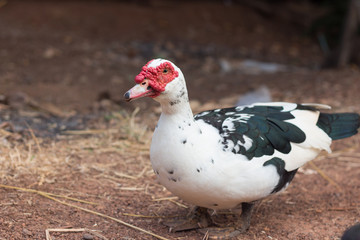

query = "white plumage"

[{"left": 150, "top": 102, "right": 330, "bottom": 208}]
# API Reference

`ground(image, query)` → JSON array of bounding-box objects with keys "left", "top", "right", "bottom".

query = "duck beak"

[{"left": 124, "top": 80, "right": 156, "bottom": 102}]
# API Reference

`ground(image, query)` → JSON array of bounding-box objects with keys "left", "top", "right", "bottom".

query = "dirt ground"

[{"left": 0, "top": 1, "right": 359, "bottom": 240}]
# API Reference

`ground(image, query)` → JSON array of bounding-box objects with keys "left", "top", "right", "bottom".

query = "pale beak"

[{"left": 124, "top": 80, "right": 156, "bottom": 102}]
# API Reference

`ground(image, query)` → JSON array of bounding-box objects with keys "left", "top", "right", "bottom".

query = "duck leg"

[
  {"left": 198, "top": 202, "right": 255, "bottom": 239},
  {"left": 239, "top": 202, "right": 255, "bottom": 232},
  {"left": 163, "top": 206, "right": 211, "bottom": 232}
]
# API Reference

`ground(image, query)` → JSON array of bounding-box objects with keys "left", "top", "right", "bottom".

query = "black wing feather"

[{"left": 194, "top": 105, "right": 307, "bottom": 160}]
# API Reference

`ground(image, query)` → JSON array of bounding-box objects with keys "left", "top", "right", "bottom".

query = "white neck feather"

[{"left": 154, "top": 75, "right": 193, "bottom": 119}]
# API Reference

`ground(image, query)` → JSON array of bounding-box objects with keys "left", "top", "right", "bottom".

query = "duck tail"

[{"left": 317, "top": 112, "right": 360, "bottom": 140}]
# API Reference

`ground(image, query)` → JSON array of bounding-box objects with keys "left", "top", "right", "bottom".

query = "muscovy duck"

[{"left": 124, "top": 59, "right": 360, "bottom": 239}]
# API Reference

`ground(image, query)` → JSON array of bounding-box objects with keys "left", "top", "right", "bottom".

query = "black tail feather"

[{"left": 317, "top": 113, "right": 360, "bottom": 140}]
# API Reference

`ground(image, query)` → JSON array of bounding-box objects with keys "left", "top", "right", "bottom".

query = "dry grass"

[{"left": 0, "top": 108, "right": 152, "bottom": 184}]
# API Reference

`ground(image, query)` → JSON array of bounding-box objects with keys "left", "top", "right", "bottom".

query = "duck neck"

[{"left": 160, "top": 93, "right": 193, "bottom": 120}]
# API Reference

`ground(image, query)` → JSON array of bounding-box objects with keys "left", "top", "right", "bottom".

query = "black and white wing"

[{"left": 194, "top": 103, "right": 323, "bottom": 160}]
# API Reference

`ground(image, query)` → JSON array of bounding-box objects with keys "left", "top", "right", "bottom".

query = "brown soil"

[{"left": 0, "top": 1, "right": 359, "bottom": 240}]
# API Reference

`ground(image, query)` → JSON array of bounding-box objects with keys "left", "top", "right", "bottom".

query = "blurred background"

[{"left": 1, "top": 0, "right": 359, "bottom": 130}]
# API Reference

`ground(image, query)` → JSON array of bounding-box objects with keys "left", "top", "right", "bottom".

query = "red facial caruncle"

[
  {"left": 124, "top": 60, "right": 179, "bottom": 102},
  {"left": 135, "top": 60, "right": 179, "bottom": 96}
]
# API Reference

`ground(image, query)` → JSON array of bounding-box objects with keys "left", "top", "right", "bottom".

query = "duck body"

[
  {"left": 150, "top": 102, "right": 336, "bottom": 210},
  {"left": 124, "top": 58, "right": 360, "bottom": 236}
]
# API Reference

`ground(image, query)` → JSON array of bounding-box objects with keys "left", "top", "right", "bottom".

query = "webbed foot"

[
  {"left": 163, "top": 206, "right": 211, "bottom": 232},
  {"left": 198, "top": 202, "right": 255, "bottom": 239}
]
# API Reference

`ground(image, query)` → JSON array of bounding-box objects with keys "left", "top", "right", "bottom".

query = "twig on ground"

[
  {"left": 152, "top": 197, "right": 188, "bottom": 209},
  {"left": 328, "top": 206, "right": 359, "bottom": 211},
  {"left": 62, "top": 129, "right": 112, "bottom": 135},
  {"left": 113, "top": 171, "right": 138, "bottom": 180},
  {"left": 152, "top": 197, "right": 179, "bottom": 201},
  {"left": 122, "top": 212, "right": 179, "bottom": 219},
  {"left": 308, "top": 161, "right": 342, "bottom": 191},
  {"left": 0, "top": 184, "right": 97, "bottom": 205},
  {"left": 136, "top": 166, "right": 149, "bottom": 178},
  {"left": 45, "top": 228, "right": 109, "bottom": 240},
  {"left": 168, "top": 200, "right": 188, "bottom": 208},
  {"left": 202, "top": 230, "right": 209, "bottom": 240},
  {"left": 119, "top": 187, "right": 145, "bottom": 191}
]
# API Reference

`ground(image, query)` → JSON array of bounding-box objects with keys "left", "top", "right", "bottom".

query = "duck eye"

[{"left": 163, "top": 69, "right": 168, "bottom": 73}]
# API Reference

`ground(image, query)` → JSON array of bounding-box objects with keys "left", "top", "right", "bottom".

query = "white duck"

[{"left": 124, "top": 59, "right": 360, "bottom": 239}]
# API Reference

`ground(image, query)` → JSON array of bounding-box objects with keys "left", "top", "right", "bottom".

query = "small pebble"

[
  {"left": 22, "top": 228, "right": 33, "bottom": 236},
  {"left": 83, "top": 233, "right": 94, "bottom": 240}
]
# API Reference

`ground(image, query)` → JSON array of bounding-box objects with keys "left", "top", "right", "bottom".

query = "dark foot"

[
  {"left": 198, "top": 202, "right": 255, "bottom": 239},
  {"left": 163, "top": 206, "right": 211, "bottom": 232}
]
